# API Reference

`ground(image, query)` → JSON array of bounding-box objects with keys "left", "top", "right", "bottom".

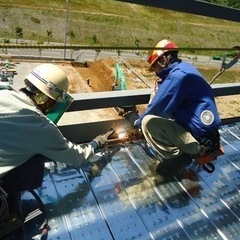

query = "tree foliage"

[{"left": 15, "top": 26, "right": 23, "bottom": 43}]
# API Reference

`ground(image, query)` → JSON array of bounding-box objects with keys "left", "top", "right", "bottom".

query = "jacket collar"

[{"left": 157, "top": 61, "right": 179, "bottom": 79}]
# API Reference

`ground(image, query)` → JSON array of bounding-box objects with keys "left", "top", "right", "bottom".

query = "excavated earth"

[{"left": 60, "top": 59, "right": 240, "bottom": 121}]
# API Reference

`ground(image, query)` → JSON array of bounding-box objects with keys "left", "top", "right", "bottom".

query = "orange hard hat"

[{"left": 147, "top": 39, "right": 178, "bottom": 66}]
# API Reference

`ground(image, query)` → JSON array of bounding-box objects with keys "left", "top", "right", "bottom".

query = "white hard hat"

[{"left": 25, "top": 63, "right": 69, "bottom": 100}]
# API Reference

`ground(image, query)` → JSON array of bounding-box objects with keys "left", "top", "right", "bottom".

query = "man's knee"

[
  {"left": 142, "top": 115, "right": 167, "bottom": 133},
  {"left": 142, "top": 115, "right": 156, "bottom": 131},
  {"left": 25, "top": 155, "right": 45, "bottom": 190},
  {"left": 1, "top": 155, "right": 45, "bottom": 194}
]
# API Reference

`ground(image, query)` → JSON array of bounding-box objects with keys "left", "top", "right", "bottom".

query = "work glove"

[
  {"left": 91, "top": 129, "right": 115, "bottom": 149},
  {"left": 123, "top": 111, "right": 139, "bottom": 127}
]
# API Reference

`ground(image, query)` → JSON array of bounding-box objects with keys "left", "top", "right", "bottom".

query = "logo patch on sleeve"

[{"left": 200, "top": 110, "right": 214, "bottom": 125}]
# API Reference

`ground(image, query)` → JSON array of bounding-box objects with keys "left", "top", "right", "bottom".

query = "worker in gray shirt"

[{"left": 0, "top": 63, "right": 111, "bottom": 237}]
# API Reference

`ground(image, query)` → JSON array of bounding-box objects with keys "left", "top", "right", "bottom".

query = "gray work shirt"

[{"left": 0, "top": 88, "right": 94, "bottom": 177}]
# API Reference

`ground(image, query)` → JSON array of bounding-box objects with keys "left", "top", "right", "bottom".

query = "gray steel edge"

[
  {"left": 67, "top": 84, "right": 240, "bottom": 112},
  {"left": 117, "top": 0, "right": 240, "bottom": 23},
  {"left": 59, "top": 84, "right": 240, "bottom": 143}
]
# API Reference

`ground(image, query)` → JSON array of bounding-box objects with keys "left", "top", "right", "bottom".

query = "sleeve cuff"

[{"left": 89, "top": 140, "right": 98, "bottom": 150}]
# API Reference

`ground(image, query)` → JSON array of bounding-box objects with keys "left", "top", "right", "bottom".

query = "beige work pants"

[{"left": 141, "top": 115, "right": 201, "bottom": 159}]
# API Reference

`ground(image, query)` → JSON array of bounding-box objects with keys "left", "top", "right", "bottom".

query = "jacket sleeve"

[
  {"left": 137, "top": 72, "right": 186, "bottom": 128},
  {"left": 28, "top": 115, "right": 95, "bottom": 167}
]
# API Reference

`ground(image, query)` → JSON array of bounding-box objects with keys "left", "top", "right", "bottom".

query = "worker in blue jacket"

[{"left": 135, "top": 39, "right": 221, "bottom": 175}]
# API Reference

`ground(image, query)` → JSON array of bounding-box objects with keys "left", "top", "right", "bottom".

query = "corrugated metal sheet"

[{"left": 7, "top": 122, "right": 240, "bottom": 240}]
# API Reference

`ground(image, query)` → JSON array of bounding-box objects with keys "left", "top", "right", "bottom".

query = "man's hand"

[{"left": 93, "top": 129, "right": 115, "bottom": 149}]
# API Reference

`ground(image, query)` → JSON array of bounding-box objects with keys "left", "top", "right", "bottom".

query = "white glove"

[{"left": 93, "top": 129, "right": 115, "bottom": 149}]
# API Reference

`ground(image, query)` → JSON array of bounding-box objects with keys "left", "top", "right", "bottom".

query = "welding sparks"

[{"left": 118, "top": 131, "right": 127, "bottom": 140}]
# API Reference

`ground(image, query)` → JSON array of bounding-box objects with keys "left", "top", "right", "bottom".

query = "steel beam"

[
  {"left": 116, "top": 0, "right": 240, "bottom": 22},
  {"left": 59, "top": 119, "right": 132, "bottom": 143},
  {"left": 60, "top": 84, "right": 240, "bottom": 143},
  {"left": 67, "top": 84, "right": 240, "bottom": 112},
  {"left": 67, "top": 89, "right": 152, "bottom": 111}
]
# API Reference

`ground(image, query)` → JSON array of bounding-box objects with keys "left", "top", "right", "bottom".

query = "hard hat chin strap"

[
  {"left": 157, "top": 61, "right": 166, "bottom": 68},
  {"left": 157, "top": 54, "right": 171, "bottom": 69},
  {"left": 164, "top": 54, "right": 172, "bottom": 66}
]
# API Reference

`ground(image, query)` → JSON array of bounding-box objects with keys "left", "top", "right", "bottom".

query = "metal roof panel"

[{"left": 7, "top": 123, "right": 240, "bottom": 240}]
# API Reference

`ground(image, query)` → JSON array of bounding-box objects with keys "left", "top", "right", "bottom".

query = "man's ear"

[
  {"left": 157, "top": 56, "right": 167, "bottom": 68},
  {"left": 161, "top": 55, "right": 170, "bottom": 67}
]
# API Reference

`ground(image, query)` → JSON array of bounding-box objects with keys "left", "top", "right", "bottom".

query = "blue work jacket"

[{"left": 137, "top": 61, "right": 221, "bottom": 138}]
